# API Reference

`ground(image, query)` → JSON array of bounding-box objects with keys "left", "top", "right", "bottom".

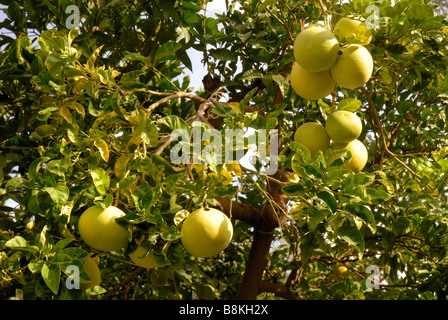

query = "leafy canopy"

[{"left": 1, "top": 0, "right": 448, "bottom": 300}]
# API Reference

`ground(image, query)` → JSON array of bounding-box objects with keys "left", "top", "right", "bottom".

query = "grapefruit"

[
  {"left": 290, "top": 62, "right": 335, "bottom": 100},
  {"left": 294, "top": 122, "right": 330, "bottom": 157},
  {"left": 293, "top": 25, "right": 340, "bottom": 72},
  {"left": 329, "top": 139, "right": 368, "bottom": 173},
  {"left": 181, "top": 208, "right": 233, "bottom": 258},
  {"left": 330, "top": 44, "right": 373, "bottom": 89},
  {"left": 80, "top": 256, "right": 101, "bottom": 290},
  {"left": 334, "top": 17, "right": 372, "bottom": 45},
  {"left": 129, "top": 237, "right": 159, "bottom": 269},
  {"left": 325, "top": 110, "right": 362, "bottom": 143},
  {"left": 78, "top": 205, "right": 129, "bottom": 252}
]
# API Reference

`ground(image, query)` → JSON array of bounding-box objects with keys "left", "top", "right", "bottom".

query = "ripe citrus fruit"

[
  {"left": 334, "top": 17, "right": 372, "bottom": 45},
  {"left": 181, "top": 208, "right": 233, "bottom": 258},
  {"left": 293, "top": 25, "right": 340, "bottom": 72},
  {"left": 290, "top": 62, "right": 335, "bottom": 100},
  {"left": 78, "top": 205, "right": 129, "bottom": 252},
  {"left": 294, "top": 122, "right": 330, "bottom": 157},
  {"left": 80, "top": 256, "right": 101, "bottom": 290},
  {"left": 325, "top": 110, "right": 362, "bottom": 143},
  {"left": 330, "top": 44, "right": 373, "bottom": 89},
  {"left": 129, "top": 237, "right": 159, "bottom": 269},
  {"left": 329, "top": 139, "right": 368, "bottom": 173}
]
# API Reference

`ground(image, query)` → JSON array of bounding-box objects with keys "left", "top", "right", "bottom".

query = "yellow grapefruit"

[
  {"left": 330, "top": 44, "right": 373, "bottom": 89},
  {"left": 325, "top": 110, "right": 362, "bottom": 143},
  {"left": 129, "top": 237, "right": 159, "bottom": 269},
  {"left": 80, "top": 256, "right": 101, "bottom": 290},
  {"left": 290, "top": 62, "right": 335, "bottom": 100},
  {"left": 329, "top": 139, "right": 368, "bottom": 173},
  {"left": 334, "top": 17, "right": 372, "bottom": 45},
  {"left": 293, "top": 25, "right": 340, "bottom": 72},
  {"left": 181, "top": 208, "right": 233, "bottom": 258},
  {"left": 78, "top": 205, "right": 129, "bottom": 252},
  {"left": 294, "top": 122, "right": 330, "bottom": 157}
]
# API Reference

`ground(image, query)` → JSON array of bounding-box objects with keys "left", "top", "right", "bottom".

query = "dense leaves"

[{"left": 1, "top": 0, "right": 448, "bottom": 300}]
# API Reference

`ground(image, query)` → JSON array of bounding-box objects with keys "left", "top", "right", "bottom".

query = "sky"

[{"left": 184, "top": 0, "right": 231, "bottom": 91}]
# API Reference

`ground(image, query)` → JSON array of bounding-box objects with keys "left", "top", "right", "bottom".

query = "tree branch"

[
  {"left": 258, "top": 282, "right": 302, "bottom": 300},
  {"left": 102, "top": 267, "right": 146, "bottom": 300},
  {"left": 145, "top": 92, "right": 208, "bottom": 116},
  {"left": 362, "top": 86, "right": 422, "bottom": 180}
]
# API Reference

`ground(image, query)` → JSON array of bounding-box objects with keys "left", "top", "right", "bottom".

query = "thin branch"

[
  {"left": 361, "top": 86, "right": 422, "bottom": 180},
  {"left": 258, "top": 281, "right": 303, "bottom": 300},
  {"left": 265, "top": 6, "right": 294, "bottom": 43},
  {"left": 145, "top": 92, "right": 208, "bottom": 116},
  {"left": 102, "top": 267, "right": 146, "bottom": 300}
]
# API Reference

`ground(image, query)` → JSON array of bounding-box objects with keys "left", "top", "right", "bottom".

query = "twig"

[
  {"left": 361, "top": 86, "right": 422, "bottom": 180},
  {"left": 145, "top": 92, "right": 208, "bottom": 116},
  {"left": 265, "top": 6, "right": 294, "bottom": 43},
  {"left": 102, "top": 267, "right": 146, "bottom": 300}
]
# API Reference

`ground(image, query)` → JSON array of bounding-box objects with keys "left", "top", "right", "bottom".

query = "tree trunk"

[{"left": 236, "top": 229, "right": 274, "bottom": 300}]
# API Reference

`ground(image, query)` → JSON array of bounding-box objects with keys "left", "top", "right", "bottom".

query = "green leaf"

[
  {"left": 114, "top": 155, "right": 129, "bottom": 180},
  {"left": 35, "top": 124, "right": 56, "bottom": 137},
  {"left": 41, "top": 263, "right": 60, "bottom": 294},
  {"left": 154, "top": 41, "right": 182, "bottom": 63},
  {"left": 290, "top": 142, "right": 311, "bottom": 162},
  {"left": 46, "top": 157, "right": 71, "bottom": 176},
  {"left": 282, "top": 184, "right": 305, "bottom": 197},
  {"left": 364, "top": 188, "right": 392, "bottom": 202},
  {"left": 158, "top": 115, "right": 190, "bottom": 133},
  {"left": 300, "top": 232, "right": 316, "bottom": 265},
  {"left": 240, "top": 87, "right": 259, "bottom": 108},
  {"left": 337, "top": 98, "right": 362, "bottom": 112},
  {"left": 338, "top": 225, "right": 365, "bottom": 259},
  {"left": 90, "top": 168, "right": 110, "bottom": 195},
  {"left": 258, "top": 0, "right": 278, "bottom": 11},
  {"left": 53, "top": 252, "right": 73, "bottom": 265},
  {"left": 123, "top": 52, "right": 150, "bottom": 64},
  {"left": 267, "top": 103, "right": 287, "bottom": 120},
  {"left": 143, "top": 122, "right": 159, "bottom": 147},
  {"left": 43, "top": 182, "right": 69, "bottom": 208},
  {"left": 61, "top": 247, "right": 90, "bottom": 260},
  {"left": 271, "top": 74, "right": 289, "bottom": 98},
  {"left": 5, "top": 176, "right": 24, "bottom": 190},
  {"left": 210, "top": 48, "right": 236, "bottom": 61},
  {"left": 241, "top": 69, "right": 263, "bottom": 81},
  {"left": 307, "top": 207, "right": 328, "bottom": 229},
  {"left": 88, "top": 128, "right": 106, "bottom": 140},
  {"left": 317, "top": 190, "right": 338, "bottom": 213},
  {"left": 183, "top": 10, "right": 199, "bottom": 24},
  {"left": 94, "top": 139, "right": 110, "bottom": 163},
  {"left": 51, "top": 238, "right": 75, "bottom": 253},
  {"left": 211, "top": 104, "right": 238, "bottom": 117},
  {"left": 345, "top": 204, "right": 374, "bottom": 224},
  {"left": 5, "top": 236, "right": 39, "bottom": 255},
  {"left": 28, "top": 260, "right": 44, "bottom": 273}
]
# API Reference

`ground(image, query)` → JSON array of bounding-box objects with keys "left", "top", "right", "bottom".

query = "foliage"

[{"left": 1, "top": 0, "right": 448, "bottom": 300}]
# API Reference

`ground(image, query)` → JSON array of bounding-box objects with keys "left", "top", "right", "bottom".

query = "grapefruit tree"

[{"left": 1, "top": 0, "right": 448, "bottom": 301}]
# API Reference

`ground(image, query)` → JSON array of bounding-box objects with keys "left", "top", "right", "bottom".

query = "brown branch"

[
  {"left": 258, "top": 282, "right": 302, "bottom": 300},
  {"left": 236, "top": 230, "right": 275, "bottom": 300},
  {"left": 102, "top": 267, "right": 146, "bottom": 300},
  {"left": 361, "top": 86, "right": 422, "bottom": 180},
  {"left": 214, "top": 196, "right": 262, "bottom": 228},
  {"left": 234, "top": 81, "right": 290, "bottom": 300},
  {"left": 145, "top": 92, "right": 208, "bottom": 116}
]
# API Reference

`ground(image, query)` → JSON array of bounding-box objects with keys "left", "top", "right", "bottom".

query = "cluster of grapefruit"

[
  {"left": 290, "top": 18, "right": 372, "bottom": 174},
  {"left": 293, "top": 109, "right": 368, "bottom": 174},
  {"left": 290, "top": 18, "right": 373, "bottom": 100}
]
